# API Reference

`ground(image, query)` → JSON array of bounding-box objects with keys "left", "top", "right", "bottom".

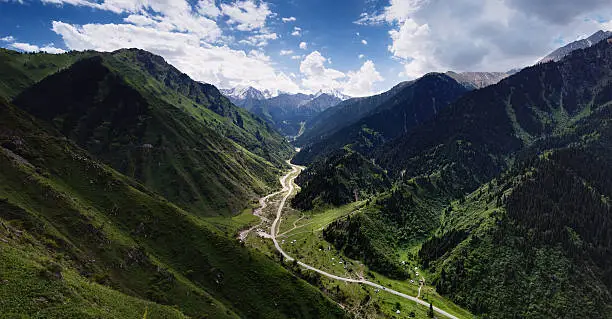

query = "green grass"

[
  {"left": 0, "top": 101, "right": 346, "bottom": 318},
  {"left": 0, "top": 219, "right": 189, "bottom": 319},
  {"left": 258, "top": 192, "right": 472, "bottom": 319},
  {"left": 0, "top": 49, "right": 92, "bottom": 100}
]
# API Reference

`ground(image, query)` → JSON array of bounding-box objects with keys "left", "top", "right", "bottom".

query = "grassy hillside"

[
  {"left": 0, "top": 48, "right": 93, "bottom": 100},
  {"left": 10, "top": 49, "right": 293, "bottom": 216},
  {"left": 0, "top": 100, "right": 346, "bottom": 318}
]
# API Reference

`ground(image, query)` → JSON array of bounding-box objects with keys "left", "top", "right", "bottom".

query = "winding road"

[{"left": 254, "top": 161, "right": 460, "bottom": 319}]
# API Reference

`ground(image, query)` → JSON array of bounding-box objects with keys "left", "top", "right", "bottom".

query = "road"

[{"left": 262, "top": 162, "right": 460, "bottom": 319}]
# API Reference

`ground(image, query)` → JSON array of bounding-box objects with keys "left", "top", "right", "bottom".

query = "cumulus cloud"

[
  {"left": 220, "top": 0, "right": 272, "bottom": 31},
  {"left": 361, "top": 39, "right": 367, "bottom": 45},
  {"left": 282, "top": 16, "right": 296, "bottom": 23},
  {"left": 358, "top": 54, "right": 365, "bottom": 59},
  {"left": 51, "top": 21, "right": 300, "bottom": 94},
  {"left": 197, "top": 0, "right": 221, "bottom": 18},
  {"left": 10, "top": 41, "right": 66, "bottom": 54},
  {"left": 239, "top": 32, "right": 278, "bottom": 47},
  {"left": 291, "top": 26, "right": 301, "bottom": 36},
  {"left": 299, "top": 51, "right": 383, "bottom": 96},
  {"left": 1, "top": 35, "right": 15, "bottom": 42},
  {"left": 299, "top": 41, "right": 307, "bottom": 50},
  {"left": 358, "top": 0, "right": 612, "bottom": 78},
  {"left": 42, "top": 0, "right": 223, "bottom": 41},
  {"left": 280, "top": 49, "right": 293, "bottom": 55},
  {"left": 343, "top": 60, "right": 383, "bottom": 97}
]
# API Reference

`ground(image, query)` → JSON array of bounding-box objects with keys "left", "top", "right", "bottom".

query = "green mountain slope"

[
  {"left": 379, "top": 37, "right": 612, "bottom": 195},
  {"left": 0, "top": 48, "right": 92, "bottom": 100},
  {"left": 10, "top": 49, "right": 293, "bottom": 216},
  {"left": 419, "top": 115, "right": 612, "bottom": 317},
  {"left": 293, "top": 37, "right": 612, "bottom": 317},
  {"left": 292, "top": 148, "right": 391, "bottom": 210},
  {"left": 0, "top": 100, "right": 346, "bottom": 318},
  {"left": 296, "top": 81, "right": 413, "bottom": 146},
  {"left": 295, "top": 73, "right": 468, "bottom": 164}
]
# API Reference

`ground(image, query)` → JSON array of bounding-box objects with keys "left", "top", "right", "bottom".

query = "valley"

[
  {"left": 240, "top": 161, "right": 473, "bottom": 319},
  {"left": 0, "top": 3, "right": 611, "bottom": 315}
]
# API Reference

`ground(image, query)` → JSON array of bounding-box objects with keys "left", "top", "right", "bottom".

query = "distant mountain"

[
  {"left": 299, "top": 93, "right": 343, "bottom": 113},
  {"left": 539, "top": 29, "right": 612, "bottom": 63},
  {"left": 297, "top": 81, "right": 413, "bottom": 146},
  {"left": 445, "top": 71, "right": 511, "bottom": 90},
  {"left": 10, "top": 48, "right": 294, "bottom": 216},
  {"left": 294, "top": 73, "right": 468, "bottom": 164},
  {"left": 313, "top": 88, "right": 351, "bottom": 101},
  {"left": 221, "top": 86, "right": 273, "bottom": 102},
  {"left": 222, "top": 89, "right": 346, "bottom": 136}
]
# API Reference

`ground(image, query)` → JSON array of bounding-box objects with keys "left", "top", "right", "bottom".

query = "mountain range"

[
  {"left": 292, "top": 33, "right": 612, "bottom": 318},
  {"left": 540, "top": 30, "right": 612, "bottom": 63},
  {"left": 1, "top": 26, "right": 611, "bottom": 319},
  {"left": 222, "top": 86, "right": 350, "bottom": 136},
  {"left": 0, "top": 47, "right": 345, "bottom": 318}
]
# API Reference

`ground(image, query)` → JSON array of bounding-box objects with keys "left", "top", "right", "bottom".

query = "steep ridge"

[
  {"left": 297, "top": 80, "right": 413, "bottom": 146},
  {"left": 380, "top": 37, "right": 612, "bottom": 194},
  {"left": 294, "top": 36, "right": 612, "bottom": 317},
  {"left": 0, "top": 99, "right": 346, "bottom": 318},
  {"left": 11, "top": 50, "right": 293, "bottom": 216},
  {"left": 295, "top": 73, "right": 468, "bottom": 164},
  {"left": 540, "top": 29, "right": 612, "bottom": 63},
  {"left": 0, "top": 48, "right": 91, "bottom": 99},
  {"left": 445, "top": 71, "right": 511, "bottom": 90}
]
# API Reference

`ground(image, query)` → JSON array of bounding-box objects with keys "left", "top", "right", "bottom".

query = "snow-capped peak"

[
  {"left": 221, "top": 86, "right": 275, "bottom": 100},
  {"left": 313, "top": 88, "right": 352, "bottom": 101}
]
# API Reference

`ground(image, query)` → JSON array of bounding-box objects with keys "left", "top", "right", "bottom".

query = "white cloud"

[
  {"left": 300, "top": 51, "right": 345, "bottom": 92},
  {"left": 1, "top": 35, "right": 15, "bottom": 42},
  {"left": 282, "top": 16, "right": 296, "bottom": 23},
  {"left": 600, "top": 19, "right": 612, "bottom": 31},
  {"left": 10, "top": 41, "right": 66, "bottom": 54},
  {"left": 220, "top": 0, "right": 272, "bottom": 31},
  {"left": 358, "top": 0, "right": 612, "bottom": 79},
  {"left": 291, "top": 55, "right": 302, "bottom": 60},
  {"left": 51, "top": 21, "right": 301, "bottom": 94},
  {"left": 358, "top": 54, "right": 365, "bottom": 59},
  {"left": 10, "top": 42, "right": 39, "bottom": 51},
  {"left": 298, "top": 51, "right": 383, "bottom": 96},
  {"left": 343, "top": 60, "right": 383, "bottom": 97},
  {"left": 299, "top": 41, "right": 307, "bottom": 50},
  {"left": 239, "top": 32, "right": 278, "bottom": 47},
  {"left": 291, "top": 26, "right": 301, "bottom": 36},
  {"left": 123, "top": 14, "right": 156, "bottom": 26},
  {"left": 280, "top": 49, "right": 293, "bottom": 55},
  {"left": 197, "top": 0, "right": 221, "bottom": 18},
  {"left": 361, "top": 39, "right": 368, "bottom": 45}
]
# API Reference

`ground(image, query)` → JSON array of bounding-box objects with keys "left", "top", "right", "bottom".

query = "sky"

[{"left": 1, "top": 0, "right": 612, "bottom": 97}]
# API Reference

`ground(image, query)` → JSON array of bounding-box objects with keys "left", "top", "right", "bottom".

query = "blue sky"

[{"left": 1, "top": 0, "right": 611, "bottom": 96}]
